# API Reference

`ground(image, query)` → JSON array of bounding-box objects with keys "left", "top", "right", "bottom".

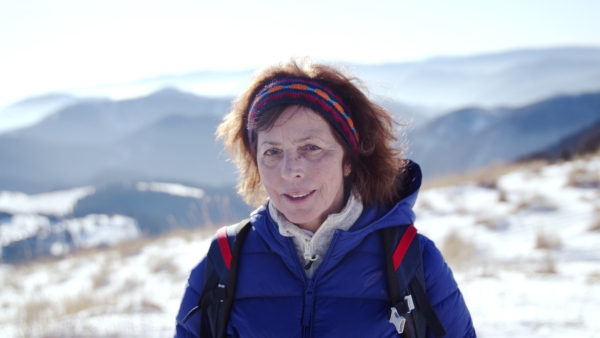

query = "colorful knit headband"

[{"left": 247, "top": 76, "right": 359, "bottom": 153}]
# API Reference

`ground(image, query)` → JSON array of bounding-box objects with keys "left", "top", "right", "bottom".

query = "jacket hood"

[{"left": 392, "top": 160, "right": 422, "bottom": 208}]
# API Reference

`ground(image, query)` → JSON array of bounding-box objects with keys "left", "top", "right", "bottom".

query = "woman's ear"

[{"left": 343, "top": 163, "right": 352, "bottom": 177}]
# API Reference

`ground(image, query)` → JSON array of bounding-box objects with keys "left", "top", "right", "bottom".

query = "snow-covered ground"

[
  {"left": 0, "top": 156, "right": 598, "bottom": 337},
  {"left": 415, "top": 156, "right": 600, "bottom": 337}
]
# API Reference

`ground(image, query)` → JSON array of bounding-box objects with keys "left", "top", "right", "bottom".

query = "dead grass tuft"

[
  {"left": 590, "top": 219, "right": 600, "bottom": 232},
  {"left": 121, "top": 277, "right": 143, "bottom": 293},
  {"left": 497, "top": 188, "right": 508, "bottom": 203},
  {"left": 517, "top": 195, "right": 558, "bottom": 213},
  {"left": 476, "top": 216, "right": 509, "bottom": 231},
  {"left": 566, "top": 164, "right": 600, "bottom": 188},
  {"left": 535, "top": 230, "right": 562, "bottom": 250},
  {"left": 441, "top": 232, "right": 477, "bottom": 271},
  {"left": 91, "top": 259, "right": 113, "bottom": 289},
  {"left": 150, "top": 255, "right": 180, "bottom": 275},
  {"left": 423, "top": 160, "right": 548, "bottom": 189},
  {"left": 536, "top": 251, "right": 557, "bottom": 274},
  {"left": 63, "top": 293, "right": 101, "bottom": 316},
  {"left": 17, "top": 297, "right": 52, "bottom": 338},
  {"left": 587, "top": 271, "right": 600, "bottom": 284},
  {"left": 589, "top": 208, "right": 600, "bottom": 231}
]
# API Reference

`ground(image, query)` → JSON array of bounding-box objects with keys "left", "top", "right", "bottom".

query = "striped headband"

[{"left": 247, "top": 76, "right": 360, "bottom": 154}]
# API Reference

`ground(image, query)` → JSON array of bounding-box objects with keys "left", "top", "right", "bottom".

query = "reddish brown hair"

[{"left": 216, "top": 59, "right": 407, "bottom": 207}]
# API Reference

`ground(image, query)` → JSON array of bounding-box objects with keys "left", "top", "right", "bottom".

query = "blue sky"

[{"left": 1, "top": 0, "right": 599, "bottom": 107}]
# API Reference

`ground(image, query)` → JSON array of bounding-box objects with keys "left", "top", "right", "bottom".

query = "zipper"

[
  {"left": 288, "top": 231, "right": 342, "bottom": 338},
  {"left": 302, "top": 279, "right": 314, "bottom": 337}
]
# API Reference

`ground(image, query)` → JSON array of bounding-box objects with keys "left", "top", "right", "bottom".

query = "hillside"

[
  {"left": 0, "top": 154, "right": 598, "bottom": 337},
  {"left": 0, "top": 89, "right": 238, "bottom": 193},
  {"left": 523, "top": 120, "right": 600, "bottom": 162},
  {"left": 409, "top": 92, "right": 600, "bottom": 178}
]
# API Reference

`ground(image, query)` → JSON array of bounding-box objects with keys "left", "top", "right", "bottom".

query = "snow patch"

[
  {"left": 135, "top": 182, "right": 204, "bottom": 199},
  {"left": 0, "top": 186, "right": 96, "bottom": 216}
]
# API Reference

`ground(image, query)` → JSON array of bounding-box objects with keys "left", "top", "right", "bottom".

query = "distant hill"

[
  {"left": 0, "top": 182, "right": 250, "bottom": 264},
  {"left": 0, "top": 93, "right": 87, "bottom": 134},
  {"left": 350, "top": 47, "right": 600, "bottom": 112},
  {"left": 522, "top": 120, "right": 600, "bottom": 162},
  {"left": 408, "top": 92, "right": 600, "bottom": 179},
  {"left": 3, "top": 46, "right": 598, "bottom": 135},
  {"left": 0, "top": 89, "right": 237, "bottom": 193}
]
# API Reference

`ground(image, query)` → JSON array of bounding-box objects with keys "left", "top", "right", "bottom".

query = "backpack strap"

[
  {"left": 196, "top": 219, "right": 252, "bottom": 338},
  {"left": 382, "top": 225, "right": 446, "bottom": 338}
]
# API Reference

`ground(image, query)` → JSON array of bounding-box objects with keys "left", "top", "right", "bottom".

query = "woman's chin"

[{"left": 282, "top": 212, "right": 321, "bottom": 230}]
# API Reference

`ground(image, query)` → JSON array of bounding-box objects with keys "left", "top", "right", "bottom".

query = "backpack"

[{"left": 183, "top": 220, "right": 446, "bottom": 338}]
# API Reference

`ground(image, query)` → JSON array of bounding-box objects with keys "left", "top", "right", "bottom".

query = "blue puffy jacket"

[{"left": 176, "top": 167, "right": 475, "bottom": 337}]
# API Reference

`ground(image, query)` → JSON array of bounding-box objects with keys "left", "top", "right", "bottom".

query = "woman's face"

[{"left": 256, "top": 106, "right": 351, "bottom": 232}]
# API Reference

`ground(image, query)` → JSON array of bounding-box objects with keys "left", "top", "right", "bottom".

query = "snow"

[
  {"left": 0, "top": 213, "right": 140, "bottom": 253},
  {"left": 0, "top": 186, "right": 96, "bottom": 216},
  {"left": 135, "top": 182, "right": 205, "bottom": 199},
  {"left": 0, "top": 214, "right": 51, "bottom": 246},
  {"left": 0, "top": 155, "right": 599, "bottom": 337},
  {"left": 415, "top": 156, "right": 600, "bottom": 337}
]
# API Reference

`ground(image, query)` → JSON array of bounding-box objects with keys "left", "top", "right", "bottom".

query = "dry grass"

[
  {"left": 423, "top": 160, "right": 548, "bottom": 189},
  {"left": 150, "top": 255, "right": 180, "bottom": 275},
  {"left": 14, "top": 292, "right": 118, "bottom": 337},
  {"left": 536, "top": 251, "right": 557, "bottom": 274},
  {"left": 91, "top": 258, "right": 113, "bottom": 289},
  {"left": 517, "top": 195, "right": 558, "bottom": 213},
  {"left": 497, "top": 188, "right": 508, "bottom": 203},
  {"left": 535, "top": 230, "right": 562, "bottom": 250},
  {"left": 589, "top": 207, "right": 600, "bottom": 232},
  {"left": 566, "top": 164, "right": 600, "bottom": 188},
  {"left": 587, "top": 271, "right": 600, "bottom": 284},
  {"left": 17, "top": 297, "right": 52, "bottom": 338},
  {"left": 590, "top": 211, "right": 600, "bottom": 231},
  {"left": 475, "top": 216, "right": 509, "bottom": 231},
  {"left": 441, "top": 232, "right": 477, "bottom": 271},
  {"left": 63, "top": 293, "right": 103, "bottom": 316},
  {"left": 124, "top": 299, "right": 163, "bottom": 313},
  {"left": 120, "top": 276, "right": 143, "bottom": 294}
]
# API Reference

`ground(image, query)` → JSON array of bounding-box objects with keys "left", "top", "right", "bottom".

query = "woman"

[{"left": 176, "top": 60, "right": 475, "bottom": 337}]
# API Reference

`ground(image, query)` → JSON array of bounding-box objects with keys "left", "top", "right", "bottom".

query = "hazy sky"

[{"left": 1, "top": 0, "right": 599, "bottom": 106}]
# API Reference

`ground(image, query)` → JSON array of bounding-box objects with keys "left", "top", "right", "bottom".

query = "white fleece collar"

[{"left": 268, "top": 192, "right": 364, "bottom": 277}]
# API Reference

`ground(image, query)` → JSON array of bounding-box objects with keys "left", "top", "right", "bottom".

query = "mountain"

[
  {"left": 0, "top": 89, "right": 237, "bottom": 193},
  {"left": 409, "top": 92, "right": 600, "bottom": 179},
  {"left": 8, "top": 88, "right": 232, "bottom": 146},
  {"left": 2, "top": 46, "right": 597, "bottom": 135},
  {"left": 522, "top": 120, "right": 600, "bottom": 162},
  {"left": 353, "top": 47, "right": 600, "bottom": 112},
  {"left": 0, "top": 93, "right": 88, "bottom": 134}
]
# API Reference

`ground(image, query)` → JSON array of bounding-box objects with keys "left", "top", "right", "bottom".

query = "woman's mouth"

[{"left": 284, "top": 190, "right": 315, "bottom": 201}]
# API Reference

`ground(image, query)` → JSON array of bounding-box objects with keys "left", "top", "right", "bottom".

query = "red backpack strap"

[
  {"left": 392, "top": 224, "right": 417, "bottom": 270},
  {"left": 216, "top": 226, "right": 233, "bottom": 270},
  {"left": 190, "top": 220, "right": 251, "bottom": 338},
  {"left": 382, "top": 224, "right": 446, "bottom": 338}
]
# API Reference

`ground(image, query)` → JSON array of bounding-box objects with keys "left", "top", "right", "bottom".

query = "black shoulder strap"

[
  {"left": 220, "top": 220, "right": 252, "bottom": 336},
  {"left": 381, "top": 225, "right": 446, "bottom": 338},
  {"left": 197, "top": 220, "right": 252, "bottom": 338}
]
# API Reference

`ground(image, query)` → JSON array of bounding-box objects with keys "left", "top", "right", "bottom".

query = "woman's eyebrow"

[{"left": 260, "top": 135, "right": 320, "bottom": 147}]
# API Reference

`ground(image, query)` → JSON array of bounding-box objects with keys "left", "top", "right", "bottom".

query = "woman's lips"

[{"left": 284, "top": 190, "right": 315, "bottom": 201}]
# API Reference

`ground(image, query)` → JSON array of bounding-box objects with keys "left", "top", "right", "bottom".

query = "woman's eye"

[
  {"left": 304, "top": 144, "right": 321, "bottom": 151},
  {"left": 264, "top": 149, "right": 280, "bottom": 156}
]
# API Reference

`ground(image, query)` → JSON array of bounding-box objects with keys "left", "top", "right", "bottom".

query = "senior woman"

[{"left": 176, "top": 60, "right": 475, "bottom": 337}]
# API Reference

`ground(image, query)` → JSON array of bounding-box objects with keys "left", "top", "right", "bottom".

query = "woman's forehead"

[{"left": 257, "top": 107, "right": 335, "bottom": 144}]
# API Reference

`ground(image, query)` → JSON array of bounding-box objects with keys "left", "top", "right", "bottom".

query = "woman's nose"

[{"left": 282, "top": 153, "right": 304, "bottom": 180}]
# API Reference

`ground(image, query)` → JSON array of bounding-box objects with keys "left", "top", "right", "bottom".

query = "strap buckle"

[
  {"left": 389, "top": 307, "right": 406, "bottom": 334},
  {"left": 388, "top": 295, "right": 415, "bottom": 334}
]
